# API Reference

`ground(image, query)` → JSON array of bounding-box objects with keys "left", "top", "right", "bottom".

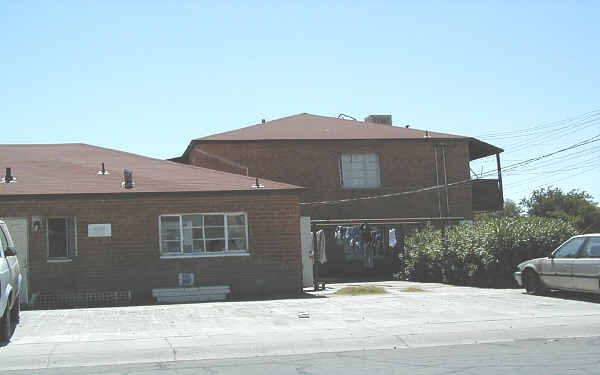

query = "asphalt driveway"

[{"left": 2, "top": 281, "right": 600, "bottom": 371}]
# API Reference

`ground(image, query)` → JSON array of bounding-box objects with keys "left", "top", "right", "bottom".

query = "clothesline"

[
  {"left": 310, "top": 216, "right": 465, "bottom": 223},
  {"left": 311, "top": 221, "right": 419, "bottom": 227}
]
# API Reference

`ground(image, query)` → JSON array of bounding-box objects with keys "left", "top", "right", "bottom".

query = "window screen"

[{"left": 340, "top": 154, "right": 381, "bottom": 188}]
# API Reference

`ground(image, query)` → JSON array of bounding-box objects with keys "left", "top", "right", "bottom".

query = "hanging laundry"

[
  {"left": 359, "top": 225, "right": 374, "bottom": 268},
  {"left": 389, "top": 228, "right": 397, "bottom": 248},
  {"left": 316, "top": 229, "right": 327, "bottom": 264},
  {"left": 335, "top": 226, "right": 348, "bottom": 245}
]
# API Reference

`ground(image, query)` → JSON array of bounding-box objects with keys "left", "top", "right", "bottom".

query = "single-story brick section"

[{"left": 0, "top": 143, "right": 304, "bottom": 307}]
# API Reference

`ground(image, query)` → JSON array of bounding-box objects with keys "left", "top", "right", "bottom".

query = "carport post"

[{"left": 496, "top": 153, "right": 504, "bottom": 210}]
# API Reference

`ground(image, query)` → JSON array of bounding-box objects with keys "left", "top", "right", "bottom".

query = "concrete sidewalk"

[{"left": 2, "top": 281, "right": 600, "bottom": 371}]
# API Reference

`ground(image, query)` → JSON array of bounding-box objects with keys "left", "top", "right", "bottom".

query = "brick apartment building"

[
  {"left": 0, "top": 144, "right": 304, "bottom": 306},
  {"left": 176, "top": 113, "right": 503, "bottom": 221}
]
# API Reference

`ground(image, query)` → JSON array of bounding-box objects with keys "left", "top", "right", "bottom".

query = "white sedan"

[{"left": 514, "top": 234, "right": 600, "bottom": 295}]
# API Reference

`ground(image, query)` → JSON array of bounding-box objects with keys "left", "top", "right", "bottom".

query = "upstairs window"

[
  {"left": 159, "top": 213, "right": 248, "bottom": 257},
  {"left": 340, "top": 154, "right": 381, "bottom": 188}
]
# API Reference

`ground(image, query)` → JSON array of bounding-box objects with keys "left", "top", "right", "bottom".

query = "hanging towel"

[
  {"left": 389, "top": 228, "right": 397, "bottom": 248},
  {"left": 316, "top": 230, "right": 327, "bottom": 264}
]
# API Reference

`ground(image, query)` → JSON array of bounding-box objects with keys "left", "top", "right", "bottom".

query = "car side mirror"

[{"left": 4, "top": 246, "right": 17, "bottom": 257}]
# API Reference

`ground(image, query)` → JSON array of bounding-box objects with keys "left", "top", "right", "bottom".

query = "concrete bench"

[{"left": 152, "top": 286, "right": 230, "bottom": 303}]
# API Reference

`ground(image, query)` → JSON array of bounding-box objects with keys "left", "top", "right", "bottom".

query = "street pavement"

[
  {"left": 2, "top": 336, "right": 598, "bottom": 374},
  {"left": 1, "top": 281, "right": 600, "bottom": 371}
]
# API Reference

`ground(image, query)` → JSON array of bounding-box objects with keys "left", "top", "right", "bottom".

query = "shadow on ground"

[{"left": 528, "top": 290, "right": 600, "bottom": 304}]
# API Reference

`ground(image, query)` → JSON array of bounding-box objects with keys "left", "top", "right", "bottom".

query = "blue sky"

[{"left": 1, "top": 1, "right": 599, "bottom": 206}]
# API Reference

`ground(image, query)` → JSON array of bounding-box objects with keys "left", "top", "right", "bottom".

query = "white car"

[
  {"left": 514, "top": 234, "right": 600, "bottom": 295},
  {"left": 0, "top": 219, "right": 22, "bottom": 342}
]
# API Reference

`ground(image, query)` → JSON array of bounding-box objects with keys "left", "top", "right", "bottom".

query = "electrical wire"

[{"left": 300, "top": 178, "right": 477, "bottom": 206}]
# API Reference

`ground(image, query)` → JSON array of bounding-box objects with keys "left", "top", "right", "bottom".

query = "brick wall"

[
  {"left": 189, "top": 139, "right": 473, "bottom": 219},
  {"left": 0, "top": 191, "right": 302, "bottom": 302}
]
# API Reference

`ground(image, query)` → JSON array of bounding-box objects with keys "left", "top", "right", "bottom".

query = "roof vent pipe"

[
  {"left": 122, "top": 169, "right": 134, "bottom": 189},
  {"left": 424, "top": 130, "right": 431, "bottom": 138},
  {"left": 3, "top": 168, "right": 14, "bottom": 183},
  {"left": 261, "top": 119, "right": 266, "bottom": 124},
  {"left": 252, "top": 177, "right": 264, "bottom": 188},
  {"left": 97, "top": 162, "right": 109, "bottom": 175}
]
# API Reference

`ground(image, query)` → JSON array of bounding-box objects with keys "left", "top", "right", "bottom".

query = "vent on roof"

[
  {"left": 2, "top": 168, "right": 16, "bottom": 184},
  {"left": 97, "top": 162, "right": 110, "bottom": 175},
  {"left": 252, "top": 177, "right": 264, "bottom": 188},
  {"left": 424, "top": 130, "right": 431, "bottom": 138},
  {"left": 261, "top": 119, "right": 266, "bottom": 124},
  {"left": 364, "top": 115, "right": 392, "bottom": 125},
  {"left": 122, "top": 169, "right": 134, "bottom": 189}
]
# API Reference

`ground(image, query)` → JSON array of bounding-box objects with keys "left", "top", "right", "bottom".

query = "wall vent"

[{"left": 179, "top": 273, "right": 195, "bottom": 287}]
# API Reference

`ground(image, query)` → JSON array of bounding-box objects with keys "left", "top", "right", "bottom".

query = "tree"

[
  {"left": 520, "top": 187, "right": 600, "bottom": 233},
  {"left": 503, "top": 199, "right": 521, "bottom": 217},
  {"left": 475, "top": 199, "right": 520, "bottom": 219}
]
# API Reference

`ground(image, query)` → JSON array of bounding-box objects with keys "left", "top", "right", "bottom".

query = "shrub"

[{"left": 395, "top": 216, "right": 577, "bottom": 287}]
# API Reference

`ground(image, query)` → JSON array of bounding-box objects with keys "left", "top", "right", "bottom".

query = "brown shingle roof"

[
  {"left": 193, "top": 113, "right": 502, "bottom": 160},
  {"left": 197, "top": 113, "right": 467, "bottom": 141},
  {"left": 0, "top": 144, "right": 301, "bottom": 196}
]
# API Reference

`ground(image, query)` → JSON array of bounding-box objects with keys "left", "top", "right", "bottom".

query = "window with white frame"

[
  {"left": 159, "top": 213, "right": 248, "bottom": 256},
  {"left": 340, "top": 154, "right": 381, "bottom": 188}
]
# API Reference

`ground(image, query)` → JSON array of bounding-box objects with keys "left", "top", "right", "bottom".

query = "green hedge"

[{"left": 395, "top": 217, "right": 577, "bottom": 287}]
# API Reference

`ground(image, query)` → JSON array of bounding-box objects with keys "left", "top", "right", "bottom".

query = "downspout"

[{"left": 434, "top": 145, "right": 442, "bottom": 218}]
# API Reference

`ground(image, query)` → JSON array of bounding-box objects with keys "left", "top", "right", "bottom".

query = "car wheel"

[
  {"left": 0, "top": 305, "right": 11, "bottom": 342},
  {"left": 10, "top": 299, "right": 20, "bottom": 325},
  {"left": 523, "top": 269, "right": 545, "bottom": 295}
]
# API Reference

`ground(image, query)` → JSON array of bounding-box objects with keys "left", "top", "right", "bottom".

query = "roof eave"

[
  {"left": 193, "top": 137, "right": 469, "bottom": 143},
  {"left": 0, "top": 187, "right": 307, "bottom": 200},
  {"left": 469, "top": 138, "right": 503, "bottom": 160}
]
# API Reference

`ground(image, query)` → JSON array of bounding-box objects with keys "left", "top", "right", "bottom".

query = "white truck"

[{"left": 0, "top": 219, "right": 22, "bottom": 342}]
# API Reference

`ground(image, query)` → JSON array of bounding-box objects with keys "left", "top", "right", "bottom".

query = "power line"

[
  {"left": 476, "top": 109, "right": 600, "bottom": 139},
  {"left": 300, "top": 178, "right": 477, "bottom": 206},
  {"left": 477, "top": 133, "right": 600, "bottom": 178},
  {"left": 507, "top": 162, "right": 599, "bottom": 197},
  {"left": 504, "top": 116, "right": 600, "bottom": 153}
]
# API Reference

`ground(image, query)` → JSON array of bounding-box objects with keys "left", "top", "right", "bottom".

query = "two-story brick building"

[
  {"left": 177, "top": 113, "right": 503, "bottom": 220},
  {"left": 0, "top": 143, "right": 304, "bottom": 307}
]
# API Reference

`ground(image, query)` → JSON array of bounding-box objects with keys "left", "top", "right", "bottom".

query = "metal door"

[
  {"left": 4, "top": 218, "right": 29, "bottom": 305},
  {"left": 572, "top": 237, "right": 600, "bottom": 292},
  {"left": 541, "top": 258, "right": 574, "bottom": 290},
  {"left": 300, "top": 216, "right": 314, "bottom": 288},
  {"left": 540, "top": 236, "right": 585, "bottom": 290}
]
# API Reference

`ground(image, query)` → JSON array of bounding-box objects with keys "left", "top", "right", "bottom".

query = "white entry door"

[
  {"left": 4, "top": 218, "right": 29, "bottom": 305},
  {"left": 300, "top": 216, "right": 314, "bottom": 288}
]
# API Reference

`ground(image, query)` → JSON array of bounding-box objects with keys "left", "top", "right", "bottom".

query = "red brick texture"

[
  {"left": 0, "top": 191, "right": 303, "bottom": 302},
  {"left": 189, "top": 139, "right": 473, "bottom": 220}
]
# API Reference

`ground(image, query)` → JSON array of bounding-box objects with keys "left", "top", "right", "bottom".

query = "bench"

[{"left": 152, "top": 285, "right": 231, "bottom": 303}]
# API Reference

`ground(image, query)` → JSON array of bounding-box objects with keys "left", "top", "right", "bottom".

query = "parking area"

[{"left": 2, "top": 281, "right": 600, "bottom": 371}]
